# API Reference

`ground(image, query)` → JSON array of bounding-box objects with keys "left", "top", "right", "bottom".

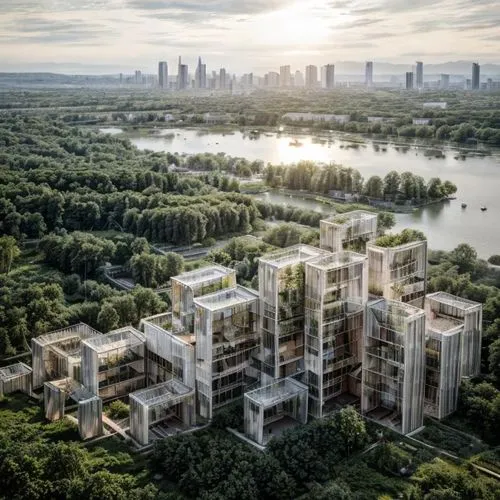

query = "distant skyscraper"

[
  {"left": 119, "top": 73, "right": 123, "bottom": 85},
  {"left": 134, "top": 70, "right": 142, "bottom": 84},
  {"left": 266, "top": 71, "right": 279, "bottom": 87},
  {"left": 195, "top": 57, "right": 206, "bottom": 89},
  {"left": 294, "top": 70, "right": 304, "bottom": 87},
  {"left": 219, "top": 68, "right": 226, "bottom": 89},
  {"left": 177, "top": 57, "right": 188, "bottom": 90},
  {"left": 472, "top": 63, "right": 480, "bottom": 90},
  {"left": 280, "top": 65, "right": 291, "bottom": 87},
  {"left": 158, "top": 61, "right": 168, "bottom": 89},
  {"left": 406, "top": 72, "right": 414, "bottom": 90},
  {"left": 440, "top": 74, "right": 450, "bottom": 89},
  {"left": 416, "top": 61, "right": 423, "bottom": 88},
  {"left": 323, "top": 64, "right": 335, "bottom": 89},
  {"left": 365, "top": 61, "right": 373, "bottom": 86},
  {"left": 305, "top": 65, "right": 318, "bottom": 88}
]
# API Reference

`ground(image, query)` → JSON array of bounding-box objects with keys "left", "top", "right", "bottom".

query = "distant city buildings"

[
  {"left": 158, "top": 61, "right": 168, "bottom": 89},
  {"left": 305, "top": 65, "right": 318, "bottom": 88},
  {"left": 280, "top": 65, "right": 291, "bottom": 87},
  {"left": 416, "top": 61, "right": 423, "bottom": 89},
  {"left": 177, "top": 57, "right": 188, "bottom": 90},
  {"left": 440, "top": 74, "right": 450, "bottom": 89},
  {"left": 219, "top": 68, "right": 226, "bottom": 89},
  {"left": 405, "top": 71, "right": 414, "bottom": 90},
  {"left": 294, "top": 70, "right": 304, "bottom": 87},
  {"left": 194, "top": 57, "right": 206, "bottom": 89},
  {"left": 365, "top": 61, "right": 373, "bottom": 86},
  {"left": 322, "top": 64, "right": 335, "bottom": 89},
  {"left": 472, "top": 63, "right": 480, "bottom": 90},
  {"left": 265, "top": 71, "right": 280, "bottom": 88}
]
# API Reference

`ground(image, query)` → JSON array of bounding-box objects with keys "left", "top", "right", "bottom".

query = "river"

[{"left": 100, "top": 127, "right": 500, "bottom": 258}]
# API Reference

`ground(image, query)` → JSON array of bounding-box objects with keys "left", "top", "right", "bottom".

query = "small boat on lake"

[
  {"left": 481, "top": 206, "right": 487, "bottom": 212},
  {"left": 461, "top": 203, "right": 467, "bottom": 209}
]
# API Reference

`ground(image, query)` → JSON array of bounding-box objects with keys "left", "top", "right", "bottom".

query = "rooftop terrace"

[
  {"left": 308, "top": 251, "right": 367, "bottom": 270},
  {"left": 259, "top": 244, "right": 329, "bottom": 269},
  {"left": 426, "top": 292, "right": 481, "bottom": 311},
  {"left": 129, "top": 379, "right": 193, "bottom": 406},
  {"left": 323, "top": 210, "right": 377, "bottom": 226},
  {"left": 368, "top": 298, "right": 425, "bottom": 319},
  {"left": 0, "top": 362, "right": 32, "bottom": 381},
  {"left": 172, "top": 265, "right": 234, "bottom": 287},
  {"left": 82, "top": 326, "right": 145, "bottom": 353},
  {"left": 372, "top": 229, "right": 427, "bottom": 249},
  {"left": 194, "top": 285, "right": 258, "bottom": 312},
  {"left": 245, "top": 377, "right": 308, "bottom": 408},
  {"left": 33, "top": 323, "right": 102, "bottom": 347},
  {"left": 429, "top": 316, "right": 463, "bottom": 334}
]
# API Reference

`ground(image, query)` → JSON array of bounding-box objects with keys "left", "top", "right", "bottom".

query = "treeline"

[{"left": 265, "top": 161, "right": 457, "bottom": 202}]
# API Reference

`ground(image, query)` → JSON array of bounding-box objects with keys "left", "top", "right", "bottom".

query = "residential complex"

[
  {"left": 3, "top": 214, "right": 483, "bottom": 447},
  {"left": 416, "top": 61, "right": 423, "bottom": 89}
]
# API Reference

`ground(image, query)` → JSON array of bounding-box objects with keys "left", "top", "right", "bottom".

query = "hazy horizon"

[{"left": 0, "top": 0, "right": 499, "bottom": 74}]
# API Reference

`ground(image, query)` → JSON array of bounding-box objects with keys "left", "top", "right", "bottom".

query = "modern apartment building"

[
  {"left": 367, "top": 233, "right": 427, "bottom": 308},
  {"left": 320, "top": 211, "right": 378, "bottom": 254},
  {"left": 425, "top": 292, "right": 482, "bottom": 378},
  {"left": 81, "top": 327, "right": 146, "bottom": 399},
  {"left": 194, "top": 286, "right": 259, "bottom": 419},
  {"left": 322, "top": 64, "right": 335, "bottom": 89},
  {"left": 304, "top": 252, "right": 368, "bottom": 417},
  {"left": 171, "top": 265, "right": 236, "bottom": 332},
  {"left": 362, "top": 298, "right": 426, "bottom": 435},
  {"left": 257, "top": 245, "right": 329, "bottom": 383},
  {"left": 32, "top": 323, "right": 102, "bottom": 389}
]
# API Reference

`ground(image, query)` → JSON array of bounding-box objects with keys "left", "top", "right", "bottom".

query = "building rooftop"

[
  {"left": 171, "top": 265, "right": 234, "bottom": 287},
  {"left": 368, "top": 298, "right": 425, "bottom": 319},
  {"left": 194, "top": 285, "right": 258, "bottom": 312},
  {"left": 46, "top": 378, "right": 95, "bottom": 402},
  {"left": 259, "top": 244, "right": 329, "bottom": 269},
  {"left": 129, "top": 379, "right": 193, "bottom": 406},
  {"left": 82, "top": 326, "right": 145, "bottom": 353},
  {"left": 428, "top": 316, "right": 464, "bottom": 334},
  {"left": 308, "top": 251, "right": 367, "bottom": 270},
  {"left": 0, "top": 362, "right": 32, "bottom": 381},
  {"left": 322, "top": 210, "right": 377, "bottom": 227},
  {"left": 32, "top": 323, "right": 102, "bottom": 347},
  {"left": 371, "top": 229, "right": 427, "bottom": 249},
  {"left": 245, "top": 377, "right": 308, "bottom": 408},
  {"left": 426, "top": 292, "right": 481, "bottom": 311}
]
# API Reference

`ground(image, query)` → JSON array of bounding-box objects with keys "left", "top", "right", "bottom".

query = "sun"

[{"left": 253, "top": 1, "right": 334, "bottom": 48}]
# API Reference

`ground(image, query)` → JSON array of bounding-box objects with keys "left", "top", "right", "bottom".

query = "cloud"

[{"left": 127, "top": 0, "right": 290, "bottom": 17}]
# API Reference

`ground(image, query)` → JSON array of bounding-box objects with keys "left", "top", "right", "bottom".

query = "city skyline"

[{"left": 0, "top": 0, "right": 498, "bottom": 73}]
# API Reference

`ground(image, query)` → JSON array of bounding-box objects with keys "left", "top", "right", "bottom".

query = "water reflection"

[{"left": 119, "top": 128, "right": 500, "bottom": 258}]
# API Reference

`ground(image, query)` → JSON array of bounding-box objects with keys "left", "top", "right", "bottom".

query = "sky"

[{"left": 0, "top": 0, "right": 498, "bottom": 73}]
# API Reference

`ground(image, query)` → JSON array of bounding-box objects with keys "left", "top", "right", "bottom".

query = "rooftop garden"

[{"left": 374, "top": 228, "right": 426, "bottom": 248}]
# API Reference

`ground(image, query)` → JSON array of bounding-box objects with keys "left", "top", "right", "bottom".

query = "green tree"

[
  {"left": 0, "top": 235, "right": 21, "bottom": 274},
  {"left": 449, "top": 243, "right": 477, "bottom": 274},
  {"left": 97, "top": 303, "right": 120, "bottom": 332},
  {"left": 336, "top": 406, "right": 367, "bottom": 456}
]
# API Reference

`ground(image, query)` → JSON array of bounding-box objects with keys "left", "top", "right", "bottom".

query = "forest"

[{"left": 0, "top": 87, "right": 499, "bottom": 144}]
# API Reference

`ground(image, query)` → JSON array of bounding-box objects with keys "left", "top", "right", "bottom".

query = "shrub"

[{"left": 105, "top": 400, "right": 129, "bottom": 420}]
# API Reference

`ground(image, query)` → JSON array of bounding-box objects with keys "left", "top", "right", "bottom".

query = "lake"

[{"left": 101, "top": 127, "right": 500, "bottom": 258}]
